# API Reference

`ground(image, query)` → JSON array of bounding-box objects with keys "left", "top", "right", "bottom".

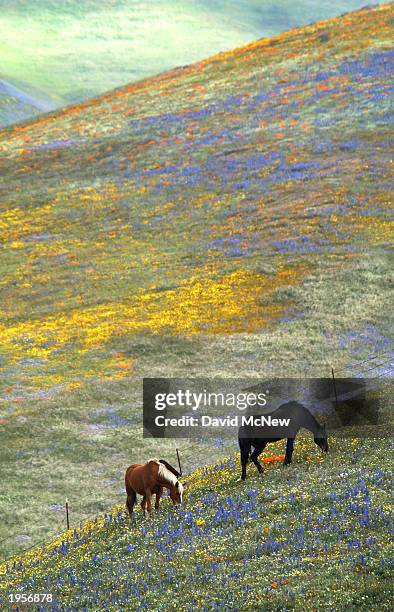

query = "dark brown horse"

[
  {"left": 125, "top": 459, "right": 186, "bottom": 516},
  {"left": 238, "top": 401, "right": 328, "bottom": 480}
]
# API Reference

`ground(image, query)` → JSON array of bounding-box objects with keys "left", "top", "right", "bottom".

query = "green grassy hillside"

[
  {"left": 0, "top": 2, "right": 392, "bottom": 562},
  {"left": 0, "top": 78, "right": 57, "bottom": 127},
  {"left": 0, "top": 1, "right": 383, "bottom": 120},
  {"left": 0, "top": 439, "right": 392, "bottom": 610}
]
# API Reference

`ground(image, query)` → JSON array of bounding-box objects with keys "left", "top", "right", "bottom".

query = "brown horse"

[{"left": 125, "top": 459, "right": 187, "bottom": 516}]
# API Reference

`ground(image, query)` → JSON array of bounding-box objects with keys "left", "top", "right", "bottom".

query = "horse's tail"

[
  {"left": 125, "top": 464, "right": 141, "bottom": 493},
  {"left": 126, "top": 489, "right": 137, "bottom": 516}
]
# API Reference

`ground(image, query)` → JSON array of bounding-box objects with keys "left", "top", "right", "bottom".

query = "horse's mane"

[
  {"left": 158, "top": 459, "right": 181, "bottom": 478},
  {"left": 147, "top": 458, "right": 179, "bottom": 486}
]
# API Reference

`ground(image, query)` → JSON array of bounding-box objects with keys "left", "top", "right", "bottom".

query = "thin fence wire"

[
  {"left": 0, "top": 500, "right": 120, "bottom": 565},
  {"left": 374, "top": 367, "right": 394, "bottom": 379},
  {"left": 345, "top": 349, "right": 392, "bottom": 368},
  {"left": 348, "top": 359, "right": 393, "bottom": 377},
  {"left": 335, "top": 350, "right": 393, "bottom": 376}
]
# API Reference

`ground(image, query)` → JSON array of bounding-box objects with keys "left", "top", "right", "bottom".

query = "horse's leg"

[
  {"left": 239, "top": 437, "right": 251, "bottom": 481},
  {"left": 126, "top": 489, "right": 137, "bottom": 517},
  {"left": 284, "top": 438, "right": 295, "bottom": 465},
  {"left": 155, "top": 487, "right": 163, "bottom": 510},
  {"left": 145, "top": 490, "right": 153, "bottom": 516},
  {"left": 250, "top": 442, "right": 266, "bottom": 475},
  {"left": 140, "top": 495, "right": 147, "bottom": 516}
]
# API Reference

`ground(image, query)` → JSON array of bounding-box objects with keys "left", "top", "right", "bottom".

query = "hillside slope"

[
  {"left": 0, "top": 439, "right": 392, "bottom": 610},
  {"left": 0, "top": 2, "right": 392, "bottom": 390},
  {"left": 0, "top": 0, "right": 376, "bottom": 122},
  {"left": 0, "top": 79, "right": 56, "bottom": 127},
  {"left": 0, "top": 3, "right": 392, "bottom": 560}
]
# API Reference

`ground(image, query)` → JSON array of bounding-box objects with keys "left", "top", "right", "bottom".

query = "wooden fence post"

[
  {"left": 331, "top": 367, "right": 339, "bottom": 410},
  {"left": 176, "top": 449, "right": 182, "bottom": 476},
  {"left": 65, "top": 499, "right": 70, "bottom": 531}
]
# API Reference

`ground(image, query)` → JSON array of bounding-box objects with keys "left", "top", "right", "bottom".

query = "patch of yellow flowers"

[{"left": 0, "top": 265, "right": 305, "bottom": 390}]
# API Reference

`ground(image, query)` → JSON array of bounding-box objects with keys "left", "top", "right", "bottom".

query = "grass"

[
  {"left": 0, "top": 250, "right": 391, "bottom": 560},
  {"left": 0, "top": 438, "right": 392, "bottom": 610}
]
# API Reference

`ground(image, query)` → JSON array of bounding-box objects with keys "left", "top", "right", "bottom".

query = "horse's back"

[
  {"left": 238, "top": 401, "right": 305, "bottom": 442},
  {"left": 125, "top": 460, "right": 160, "bottom": 494},
  {"left": 125, "top": 463, "right": 143, "bottom": 477}
]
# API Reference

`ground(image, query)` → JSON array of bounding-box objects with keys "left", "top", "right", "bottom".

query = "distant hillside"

[
  {"left": 0, "top": 0, "right": 383, "bottom": 124},
  {"left": 0, "top": 3, "right": 392, "bottom": 561},
  {"left": 0, "top": 79, "right": 55, "bottom": 127}
]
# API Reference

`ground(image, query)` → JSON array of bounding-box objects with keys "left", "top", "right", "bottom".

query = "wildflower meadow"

[{"left": 0, "top": 438, "right": 392, "bottom": 610}]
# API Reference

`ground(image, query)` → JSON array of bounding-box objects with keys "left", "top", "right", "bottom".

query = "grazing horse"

[
  {"left": 125, "top": 459, "right": 186, "bottom": 516},
  {"left": 238, "top": 401, "right": 328, "bottom": 480}
]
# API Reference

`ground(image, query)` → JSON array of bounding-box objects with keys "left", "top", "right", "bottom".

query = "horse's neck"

[
  {"left": 157, "top": 463, "right": 177, "bottom": 488},
  {"left": 159, "top": 459, "right": 180, "bottom": 478},
  {"left": 301, "top": 406, "right": 321, "bottom": 435},
  {"left": 158, "top": 479, "right": 172, "bottom": 490}
]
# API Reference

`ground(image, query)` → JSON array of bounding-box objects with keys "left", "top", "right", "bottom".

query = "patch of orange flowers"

[{"left": 263, "top": 454, "right": 285, "bottom": 464}]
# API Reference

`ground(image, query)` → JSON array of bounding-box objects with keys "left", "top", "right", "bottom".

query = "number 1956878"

[{"left": 9, "top": 593, "right": 53, "bottom": 604}]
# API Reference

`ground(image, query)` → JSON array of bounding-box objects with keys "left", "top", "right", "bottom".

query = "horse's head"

[
  {"left": 169, "top": 481, "right": 187, "bottom": 505},
  {"left": 314, "top": 425, "right": 328, "bottom": 453}
]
